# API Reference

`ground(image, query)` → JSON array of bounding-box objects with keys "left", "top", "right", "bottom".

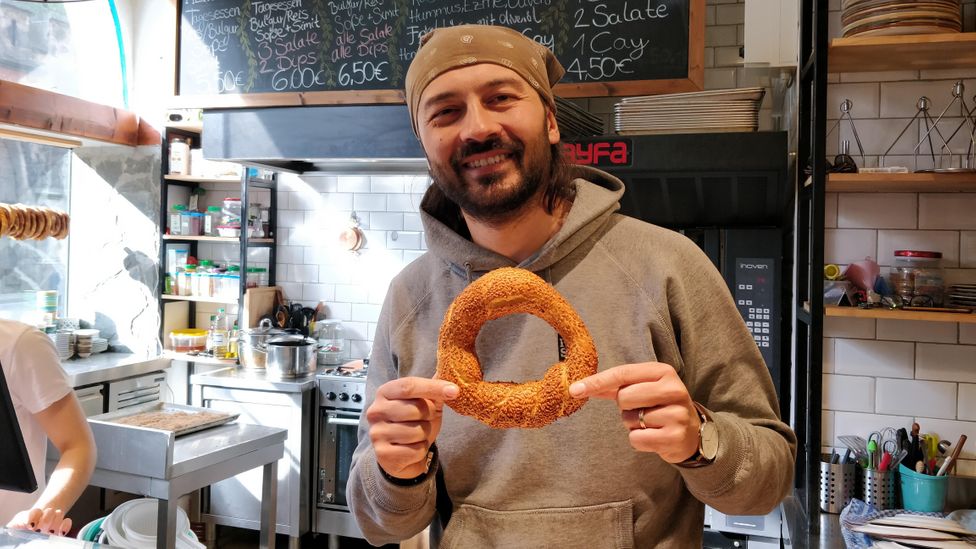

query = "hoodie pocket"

[{"left": 439, "top": 499, "right": 634, "bottom": 549}]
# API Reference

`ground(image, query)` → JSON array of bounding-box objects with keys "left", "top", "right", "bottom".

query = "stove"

[{"left": 314, "top": 365, "right": 367, "bottom": 538}]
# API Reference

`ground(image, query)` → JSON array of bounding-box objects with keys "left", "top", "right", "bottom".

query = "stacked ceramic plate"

[
  {"left": 91, "top": 337, "right": 109, "bottom": 354},
  {"left": 555, "top": 97, "right": 604, "bottom": 138},
  {"left": 613, "top": 87, "right": 765, "bottom": 136},
  {"left": 946, "top": 284, "right": 976, "bottom": 308},
  {"left": 841, "top": 0, "right": 961, "bottom": 38},
  {"left": 49, "top": 330, "right": 75, "bottom": 360}
]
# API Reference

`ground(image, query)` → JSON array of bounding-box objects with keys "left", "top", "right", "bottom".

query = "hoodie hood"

[{"left": 420, "top": 165, "right": 624, "bottom": 278}]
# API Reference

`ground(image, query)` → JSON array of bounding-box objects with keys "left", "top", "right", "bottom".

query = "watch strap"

[
  {"left": 380, "top": 443, "right": 438, "bottom": 486},
  {"left": 676, "top": 403, "right": 715, "bottom": 468}
]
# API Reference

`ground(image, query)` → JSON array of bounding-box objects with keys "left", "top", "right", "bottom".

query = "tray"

[{"left": 95, "top": 401, "right": 239, "bottom": 436}]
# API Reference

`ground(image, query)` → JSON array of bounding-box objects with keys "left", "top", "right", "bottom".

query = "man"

[
  {"left": 348, "top": 24, "right": 796, "bottom": 547},
  {"left": 1, "top": 319, "right": 96, "bottom": 536}
]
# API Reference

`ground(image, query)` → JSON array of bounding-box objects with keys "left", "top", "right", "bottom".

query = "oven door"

[{"left": 318, "top": 409, "right": 361, "bottom": 510}]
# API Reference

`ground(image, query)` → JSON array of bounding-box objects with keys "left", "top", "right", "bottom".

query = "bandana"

[{"left": 404, "top": 24, "right": 565, "bottom": 136}]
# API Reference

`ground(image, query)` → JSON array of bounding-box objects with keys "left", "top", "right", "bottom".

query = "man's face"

[{"left": 416, "top": 63, "right": 560, "bottom": 223}]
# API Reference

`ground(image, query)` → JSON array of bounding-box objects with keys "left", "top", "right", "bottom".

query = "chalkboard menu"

[{"left": 177, "top": 0, "right": 703, "bottom": 102}]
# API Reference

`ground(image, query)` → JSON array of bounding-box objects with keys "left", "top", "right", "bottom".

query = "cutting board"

[{"left": 242, "top": 286, "right": 283, "bottom": 329}]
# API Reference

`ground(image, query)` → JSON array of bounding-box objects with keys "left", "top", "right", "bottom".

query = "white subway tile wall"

[
  {"left": 823, "top": 0, "right": 976, "bottom": 472},
  {"left": 273, "top": 173, "right": 431, "bottom": 361}
]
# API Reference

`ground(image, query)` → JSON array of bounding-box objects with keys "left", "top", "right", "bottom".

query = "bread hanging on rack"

[{"left": 0, "top": 203, "right": 70, "bottom": 240}]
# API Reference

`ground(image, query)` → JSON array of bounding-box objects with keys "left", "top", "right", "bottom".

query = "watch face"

[{"left": 701, "top": 422, "right": 719, "bottom": 460}]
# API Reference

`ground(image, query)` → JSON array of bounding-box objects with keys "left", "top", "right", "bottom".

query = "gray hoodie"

[{"left": 348, "top": 166, "right": 797, "bottom": 548}]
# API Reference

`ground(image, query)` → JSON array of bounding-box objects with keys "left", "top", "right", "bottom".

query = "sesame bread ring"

[
  {"left": 436, "top": 267, "right": 598, "bottom": 429},
  {"left": 0, "top": 204, "right": 9, "bottom": 238}
]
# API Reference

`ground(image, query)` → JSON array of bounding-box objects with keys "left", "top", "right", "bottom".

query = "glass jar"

[
  {"left": 181, "top": 265, "right": 197, "bottom": 297},
  {"left": 316, "top": 319, "right": 345, "bottom": 365},
  {"left": 169, "top": 137, "right": 190, "bottom": 175},
  {"left": 890, "top": 250, "right": 944, "bottom": 306}
]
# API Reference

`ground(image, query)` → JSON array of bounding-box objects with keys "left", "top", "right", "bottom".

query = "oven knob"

[
  {"left": 326, "top": 391, "right": 337, "bottom": 400},
  {"left": 338, "top": 393, "right": 350, "bottom": 401},
  {"left": 351, "top": 394, "right": 362, "bottom": 403}
]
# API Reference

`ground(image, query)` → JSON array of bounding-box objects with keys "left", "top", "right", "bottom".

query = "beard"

[{"left": 428, "top": 130, "right": 552, "bottom": 225}]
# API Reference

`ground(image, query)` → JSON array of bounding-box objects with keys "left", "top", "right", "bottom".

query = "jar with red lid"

[{"left": 889, "top": 250, "right": 944, "bottom": 306}]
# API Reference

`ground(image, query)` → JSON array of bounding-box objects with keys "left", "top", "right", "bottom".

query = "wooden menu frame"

[{"left": 172, "top": 0, "right": 705, "bottom": 109}]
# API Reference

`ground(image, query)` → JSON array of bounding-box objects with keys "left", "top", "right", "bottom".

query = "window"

[
  {"left": 0, "top": 0, "right": 126, "bottom": 108},
  {"left": 0, "top": 138, "right": 71, "bottom": 324}
]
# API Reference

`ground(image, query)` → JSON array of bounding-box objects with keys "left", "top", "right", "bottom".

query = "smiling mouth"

[{"left": 464, "top": 153, "right": 511, "bottom": 169}]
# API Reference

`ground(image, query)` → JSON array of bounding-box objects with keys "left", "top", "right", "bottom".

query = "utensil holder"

[
  {"left": 862, "top": 468, "right": 896, "bottom": 510},
  {"left": 899, "top": 464, "right": 948, "bottom": 513},
  {"left": 819, "top": 456, "right": 856, "bottom": 513}
]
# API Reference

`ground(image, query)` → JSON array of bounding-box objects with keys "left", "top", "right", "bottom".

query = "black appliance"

[
  {"left": 567, "top": 132, "right": 792, "bottom": 546},
  {"left": 565, "top": 132, "right": 792, "bottom": 411}
]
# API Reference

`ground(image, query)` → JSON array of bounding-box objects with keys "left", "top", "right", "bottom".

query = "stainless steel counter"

[
  {"left": 87, "top": 422, "right": 286, "bottom": 549},
  {"left": 190, "top": 366, "right": 318, "bottom": 393},
  {"left": 782, "top": 495, "right": 847, "bottom": 549},
  {"left": 61, "top": 352, "right": 171, "bottom": 387}
]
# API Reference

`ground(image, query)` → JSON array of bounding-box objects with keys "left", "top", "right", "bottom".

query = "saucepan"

[
  {"left": 238, "top": 318, "right": 284, "bottom": 369},
  {"left": 255, "top": 333, "right": 317, "bottom": 378}
]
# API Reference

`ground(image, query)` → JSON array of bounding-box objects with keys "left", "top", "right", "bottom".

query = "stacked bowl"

[
  {"left": 77, "top": 498, "right": 204, "bottom": 548},
  {"left": 841, "top": 0, "right": 962, "bottom": 38}
]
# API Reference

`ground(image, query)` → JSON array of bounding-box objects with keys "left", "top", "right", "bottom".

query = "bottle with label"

[
  {"left": 169, "top": 137, "right": 191, "bottom": 175},
  {"left": 226, "top": 322, "right": 239, "bottom": 360},
  {"left": 208, "top": 308, "right": 229, "bottom": 357}
]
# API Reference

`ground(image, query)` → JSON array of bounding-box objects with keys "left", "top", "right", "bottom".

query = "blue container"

[{"left": 899, "top": 463, "right": 948, "bottom": 512}]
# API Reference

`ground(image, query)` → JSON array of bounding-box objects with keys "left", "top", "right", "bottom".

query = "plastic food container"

[
  {"left": 221, "top": 197, "right": 242, "bottom": 226},
  {"left": 246, "top": 267, "right": 268, "bottom": 288},
  {"left": 889, "top": 250, "right": 944, "bottom": 306},
  {"left": 169, "top": 329, "right": 208, "bottom": 352},
  {"left": 217, "top": 225, "right": 254, "bottom": 238},
  {"left": 204, "top": 206, "right": 222, "bottom": 236}
]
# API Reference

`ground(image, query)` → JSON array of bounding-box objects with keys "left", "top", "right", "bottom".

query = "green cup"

[{"left": 899, "top": 463, "right": 948, "bottom": 512}]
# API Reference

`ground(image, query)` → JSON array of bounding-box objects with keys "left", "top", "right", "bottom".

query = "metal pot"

[
  {"left": 262, "top": 333, "right": 317, "bottom": 378},
  {"left": 238, "top": 318, "right": 284, "bottom": 369}
]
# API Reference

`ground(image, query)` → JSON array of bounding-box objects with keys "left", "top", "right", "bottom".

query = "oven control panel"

[{"left": 318, "top": 379, "right": 366, "bottom": 411}]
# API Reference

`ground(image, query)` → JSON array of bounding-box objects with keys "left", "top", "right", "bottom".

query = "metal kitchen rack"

[{"left": 158, "top": 123, "right": 281, "bottom": 401}]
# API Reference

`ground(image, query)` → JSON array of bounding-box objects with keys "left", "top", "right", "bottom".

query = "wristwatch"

[{"left": 677, "top": 402, "right": 718, "bottom": 468}]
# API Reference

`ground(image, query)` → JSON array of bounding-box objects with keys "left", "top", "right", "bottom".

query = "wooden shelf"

[
  {"left": 161, "top": 294, "right": 238, "bottom": 305},
  {"left": 163, "top": 350, "right": 237, "bottom": 365},
  {"left": 163, "top": 235, "right": 273, "bottom": 244},
  {"left": 825, "top": 304, "right": 976, "bottom": 324},
  {"left": 827, "top": 172, "right": 976, "bottom": 192},
  {"left": 164, "top": 174, "right": 241, "bottom": 185},
  {"left": 828, "top": 33, "right": 976, "bottom": 73}
]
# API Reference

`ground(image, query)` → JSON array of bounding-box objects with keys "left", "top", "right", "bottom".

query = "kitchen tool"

[
  {"left": 238, "top": 318, "right": 285, "bottom": 369},
  {"left": 937, "top": 434, "right": 967, "bottom": 476},
  {"left": 259, "top": 333, "right": 317, "bottom": 378}
]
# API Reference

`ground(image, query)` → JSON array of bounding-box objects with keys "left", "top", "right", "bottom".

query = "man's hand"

[
  {"left": 569, "top": 362, "right": 701, "bottom": 463},
  {"left": 7, "top": 507, "right": 72, "bottom": 536},
  {"left": 366, "top": 377, "right": 459, "bottom": 480}
]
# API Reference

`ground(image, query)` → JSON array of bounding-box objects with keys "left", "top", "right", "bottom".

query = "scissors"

[{"left": 869, "top": 428, "right": 900, "bottom": 470}]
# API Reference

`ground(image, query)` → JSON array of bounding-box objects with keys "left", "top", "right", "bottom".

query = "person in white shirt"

[{"left": 0, "top": 319, "right": 96, "bottom": 536}]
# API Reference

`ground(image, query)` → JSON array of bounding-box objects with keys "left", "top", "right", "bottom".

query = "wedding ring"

[{"left": 637, "top": 407, "right": 648, "bottom": 430}]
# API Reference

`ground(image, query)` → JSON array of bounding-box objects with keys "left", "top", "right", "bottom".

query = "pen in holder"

[
  {"left": 819, "top": 454, "right": 856, "bottom": 513},
  {"left": 862, "top": 467, "right": 897, "bottom": 510}
]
